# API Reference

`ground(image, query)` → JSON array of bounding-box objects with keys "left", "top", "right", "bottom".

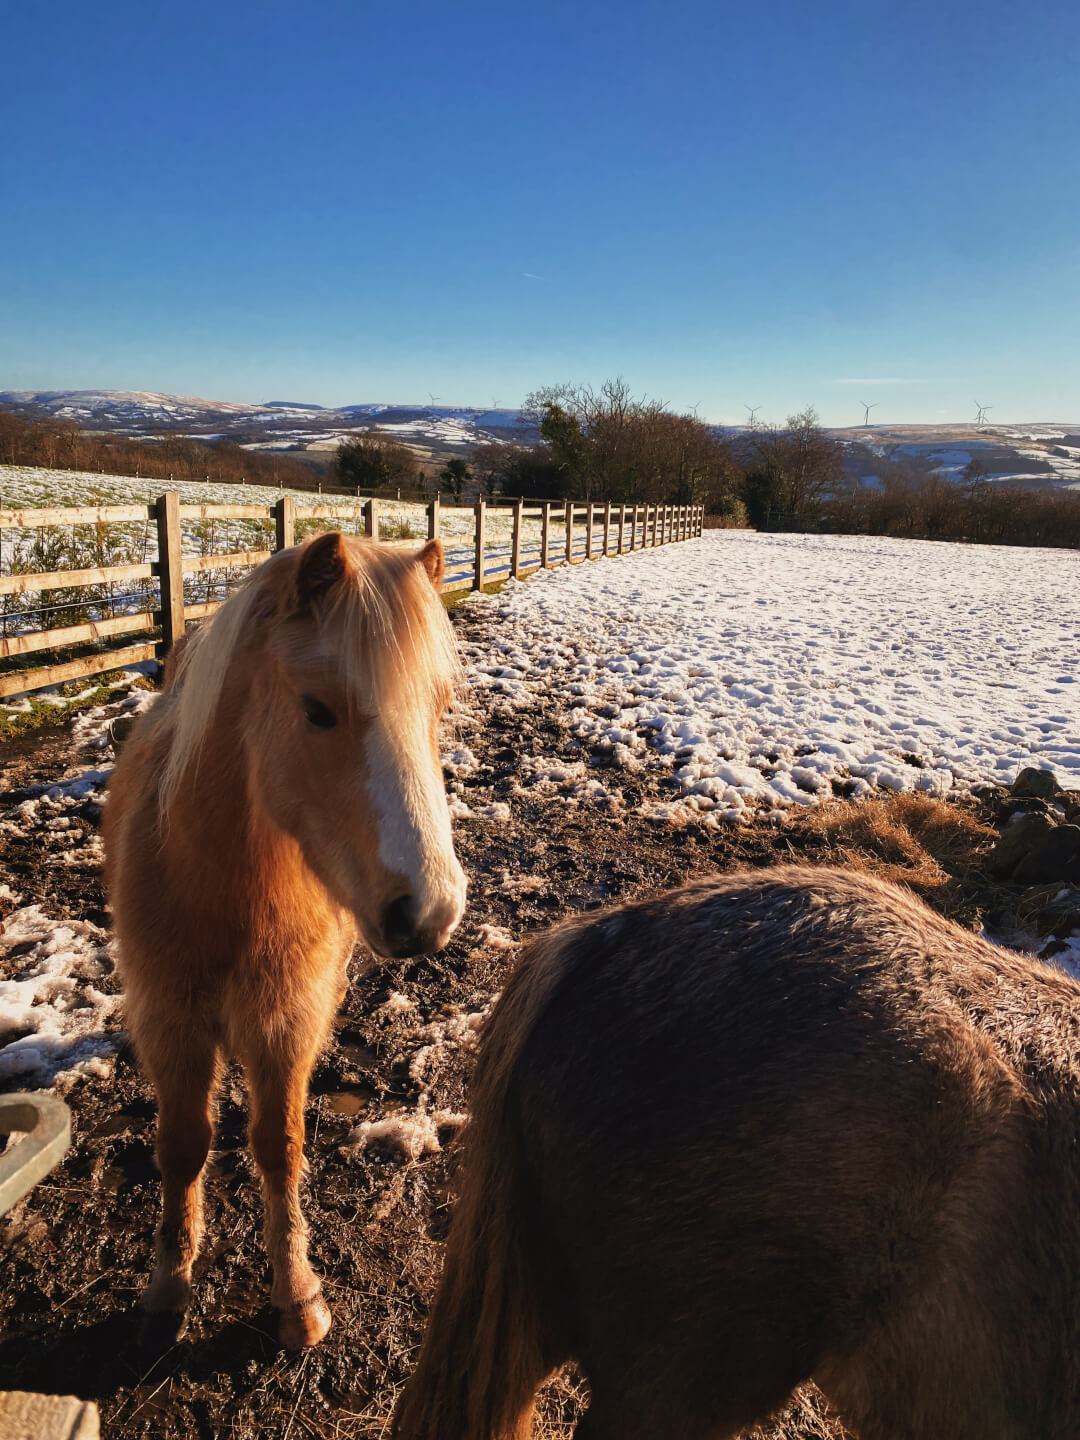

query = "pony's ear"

[
  {"left": 296, "top": 531, "right": 351, "bottom": 608},
  {"left": 415, "top": 538, "right": 445, "bottom": 591}
]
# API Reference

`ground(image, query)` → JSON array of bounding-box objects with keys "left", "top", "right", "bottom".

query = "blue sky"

[{"left": 2, "top": 0, "right": 1077, "bottom": 426}]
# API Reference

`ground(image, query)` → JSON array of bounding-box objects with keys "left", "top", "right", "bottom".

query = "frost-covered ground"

[
  {"left": 460, "top": 529, "right": 1080, "bottom": 823},
  {"left": 0, "top": 695, "right": 152, "bottom": 1088}
]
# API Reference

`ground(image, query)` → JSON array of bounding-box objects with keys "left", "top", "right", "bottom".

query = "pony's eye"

[{"left": 302, "top": 696, "right": 337, "bottom": 730}]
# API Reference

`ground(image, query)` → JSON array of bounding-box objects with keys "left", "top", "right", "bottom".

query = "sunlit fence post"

[
  {"left": 511, "top": 500, "right": 523, "bottom": 578},
  {"left": 156, "top": 491, "right": 185, "bottom": 653},
  {"left": 473, "top": 499, "right": 486, "bottom": 591},
  {"left": 274, "top": 495, "right": 294, "bottom": 551}
]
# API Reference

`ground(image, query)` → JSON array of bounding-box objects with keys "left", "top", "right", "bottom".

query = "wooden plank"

[
  {"left": 181, "top": 549, "right": 271, "bottom": 574},
  {"left": 0, "top": 611, "right": 156, "bottom": 660},
  {"left": 0, "top": 503, "right": 154, "bottom": 530},
  {"left": 177, "top": 504, "right": 273, "bottom": 521},
  {"left": 441, "top": 573, "right": 474, "bottom": 595},
  {"left": 294, "top": 504, "right": 367, "bottom": 520},
  {"left": 603, "top": 502, "right": 611, "bottom": 556},
  {"left": 428, "top": 498, "right": 440, "bottom": 542},
  {"left": 585, "top": 504, "right": 594, "bottom": 560},
  {"left": 0, "top": 642, "right": 159, "bottom": 699},
  {"left": 183, "top": 600, "right": 224, "bottom": 621},
  {"left": 364, "top": 498, "right": 377, "bottom": 539},
  {"left": 274, "top": 495, "right": 295, "bottom": 550},
  {"left": 565, "top": 501, "right": 574, "bottom": 564},
  {"left": 542, "top": 503, "right": 551, "bottom": 569},
  {"left": 0, "top": 561, "right": 155, "bottom": 597}
]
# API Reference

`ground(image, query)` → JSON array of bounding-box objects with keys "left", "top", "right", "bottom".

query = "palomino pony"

[
  {"left": 105, "top": 531, "right": 466, "bottom": 1349},
  {"left": 395, "top": 865, "right": 1080, "bottom": 1440}
]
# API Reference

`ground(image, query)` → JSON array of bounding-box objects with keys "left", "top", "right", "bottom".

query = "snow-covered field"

[{"left": 463, "top": 529, "right": 1080, "bottom": 822}]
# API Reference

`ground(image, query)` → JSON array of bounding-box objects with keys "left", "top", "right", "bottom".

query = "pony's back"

[{"left": 397, "top": 866, "right": 1080, "bottom": 1440}]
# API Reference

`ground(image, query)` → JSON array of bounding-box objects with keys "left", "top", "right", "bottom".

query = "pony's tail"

[{"left": 393, "top": 933, "right": 573, "bottom": 1440}]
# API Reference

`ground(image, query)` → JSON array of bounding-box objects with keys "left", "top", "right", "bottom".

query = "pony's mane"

[{"left": 159, "top": 536, "right": 460, "bottom": 814}]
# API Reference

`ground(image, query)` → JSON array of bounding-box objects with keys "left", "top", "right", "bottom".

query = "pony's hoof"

[
  {"left": 278, "top": 1292, "right": 332, "bottom": 1349},
  {"left": 137, "top": 1305, "right": 187, "bottom": 1350}
]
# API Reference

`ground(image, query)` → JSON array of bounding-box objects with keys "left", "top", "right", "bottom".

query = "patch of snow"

[
  {"left": 0, "top": 905, "right": 122, "bottom": 1087},
  {"left": 348, "top": 1104, "right": 466, "bottom": 1160}
]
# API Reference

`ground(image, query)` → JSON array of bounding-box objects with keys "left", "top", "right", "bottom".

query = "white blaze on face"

[{"left": 363, "top": 715, "right": 466, "bottom": 939}]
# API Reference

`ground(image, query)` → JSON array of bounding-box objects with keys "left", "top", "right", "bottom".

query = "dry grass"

[{"left": 797, "top": 791, "right": 998, "bottom": 923}]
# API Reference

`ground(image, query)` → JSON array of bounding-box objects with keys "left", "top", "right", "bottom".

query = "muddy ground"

[{"left": 0, "top": 602, "right": 1066, "bottom": 1440}]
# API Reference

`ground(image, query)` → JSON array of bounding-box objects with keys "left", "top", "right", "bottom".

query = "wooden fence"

[{"left": 0, "top": 496, "right": 703, "bottom": 699}]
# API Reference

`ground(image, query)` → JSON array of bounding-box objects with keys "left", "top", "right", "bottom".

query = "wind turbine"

[
  {"left": 428, "top": 392, "right": 441, "bottom": 410},
  {"left": 860, "top": 401, "right": 878, "bottom": 427},
  {"left": 974, "top": 401, "right": 992, "bottom": 425},
  {"left": 744, "top": 404, "right": 761, "bottom": 427}
]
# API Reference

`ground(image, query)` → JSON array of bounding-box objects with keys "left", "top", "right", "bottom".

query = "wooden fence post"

[
  {"left": 273, "top": 495, "right": 294, "bottom": 550},
  {"left": 511, "top": 499, "right": 523, "bottom": 578},
  {"left": 156, "top": 491, "right": 184, "bottom": 657},
  {"left": 428, "top": 497, "right": 440, "bottom": 542},
  {"left": 565, "top": 501, "right": 574, "bottom": 564},
  {"left": 473, "top": 499, "right": 486, "bottom": 590},
  {"left": 363, "top": 498, "right": 378, "bottom": 540},
  {"left": 585, "top": 503, "right": 594, "bottom": 561},
  {"left": 603, "top": 502, "right": 611, "bottom": 556},
  {"left": 617, "top": 504, "right": 625, "bottom": 554},
  {"left": 542, "top": 502, "right": 551, "bottom": 569}
]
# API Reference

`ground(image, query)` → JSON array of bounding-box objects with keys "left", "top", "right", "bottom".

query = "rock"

[
  {"left": 998, "top": 796, "right": 1054, "bottom": 824},
  {"left": 988, "top": 812, "right": 1057, "bottom": 878},
  {"left": 1012, "top": 825, "right": 1080, "bottom": 885},
  {"left": 1012, "top": 767, "right": 1062, "bottom": 800}
]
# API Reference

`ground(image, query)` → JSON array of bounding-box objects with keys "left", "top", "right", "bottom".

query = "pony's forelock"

[{"left": 159, "top": 537, "right": 459, "bottom": 816}]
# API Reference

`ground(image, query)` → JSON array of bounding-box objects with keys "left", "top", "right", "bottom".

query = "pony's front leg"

[
  {"left": 141, "top": 1033, "right": 221, "bottom": 1335},
  {"left": 246, "top": 1036, "right": 332, "bottom": 1349}
]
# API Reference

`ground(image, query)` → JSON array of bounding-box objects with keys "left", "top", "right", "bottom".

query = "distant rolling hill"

[{"left": 1, "top": 390, "right": 1077, "bottom": 488}]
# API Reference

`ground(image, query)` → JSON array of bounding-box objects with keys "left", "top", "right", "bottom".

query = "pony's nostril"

[{"left": 383, "top": 895, "right": 416, "bottom": 947}]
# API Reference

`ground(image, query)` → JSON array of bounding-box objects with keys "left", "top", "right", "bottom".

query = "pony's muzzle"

[{"left": 380, "top": 893, "right": 462, "bottom": 958}]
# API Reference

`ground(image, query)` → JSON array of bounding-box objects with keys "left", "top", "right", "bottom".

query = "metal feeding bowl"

[{"left": 0, "top": 1093, "right": 72, "bottom": 1217}]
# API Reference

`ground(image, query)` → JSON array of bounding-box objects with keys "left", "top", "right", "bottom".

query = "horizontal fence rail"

[{"left": 0, "top": 493, "right": 703, "bottom": 699}]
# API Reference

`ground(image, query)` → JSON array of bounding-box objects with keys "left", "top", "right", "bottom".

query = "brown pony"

[
  {"left": 395, "top": 865, "right": 1080, "bottom": 1439},
  {"left": 105, "top": 531, "right": 466, "bottom": 1349}
]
